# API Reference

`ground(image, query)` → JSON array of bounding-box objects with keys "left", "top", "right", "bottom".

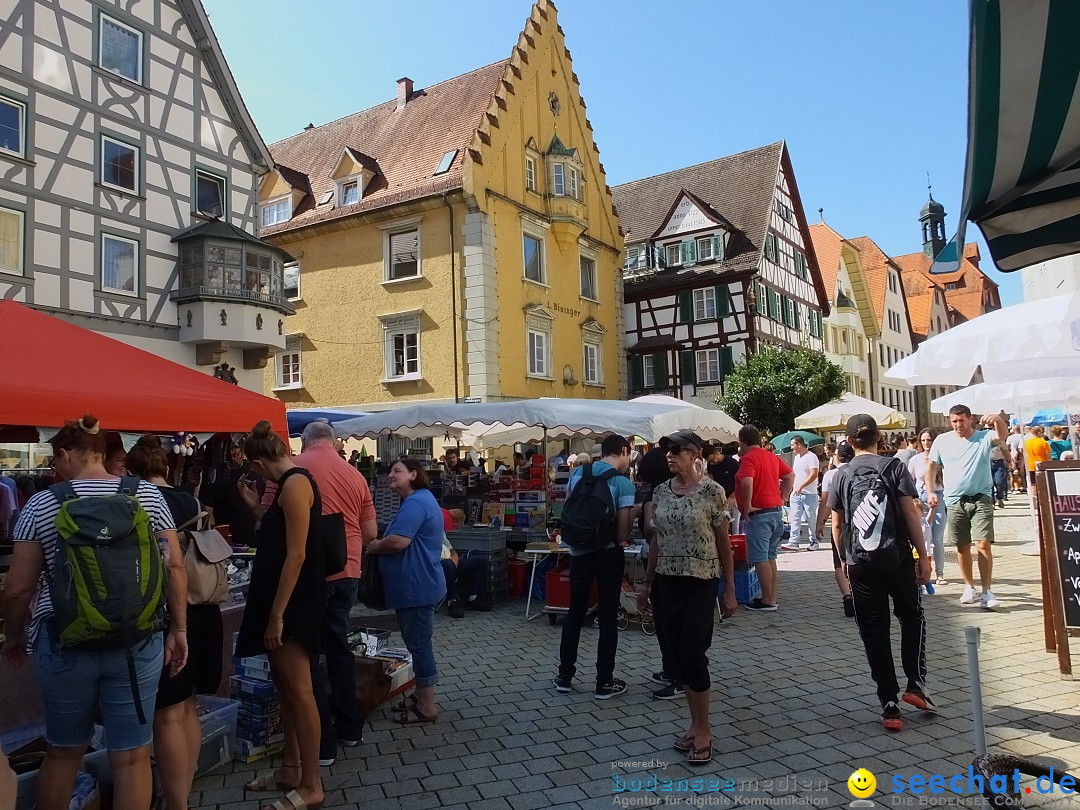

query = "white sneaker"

[
  {"left": 960, "top": 585, "right": 979, "bottom": 605},
  {"left": 780, "top": 541, "right": 801, "bottom": 551},
  {"left": 807, "top": 540, "right": 820, "bottom": 551},
  {"left": 981, "top": 590, "right": 1000, "bottom": 609}
]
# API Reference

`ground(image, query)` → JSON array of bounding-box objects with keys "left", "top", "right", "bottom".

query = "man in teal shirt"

[
  {"left": 927, "top": 405, "right": 1008, "bottom": 610},
  {"left": 554, "top": 434, "right": 634, "bottom": 700}
]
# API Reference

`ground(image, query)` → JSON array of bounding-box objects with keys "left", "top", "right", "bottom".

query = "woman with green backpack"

[{"left": 0, "top": 414, "right": 188, "bottom": 810}]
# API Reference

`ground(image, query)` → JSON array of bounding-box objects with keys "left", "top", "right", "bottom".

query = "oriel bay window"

[
  {"left": 381, "top": 312, "right": 422, "bottom": 381},
  {"left": 176, "top": 241, "right": 287, "bottom": 305}
]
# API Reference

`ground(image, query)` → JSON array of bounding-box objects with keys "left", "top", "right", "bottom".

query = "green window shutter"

[
  {"left": 630, "top": 354, "right": 644, "bottom": 391},
  {"left": 793, "top": 302, "right": 802, "bottom": 331},
  {"left": 654, "top": 352, "right": 669, "bottom": 388},
  {"left": 765, "top": 233, "right": 776, "bottom": 261},
  {"left": 757, "top": 283, "right": 767, "bottom": 315},
  {"left": 654, "top": 245, "right": 666, "bottom": 268},
  {"left": 716, "top": 285, "right": 729, "bottom": 318},
  {"left": 770, "top": 290, "right": 780, "bottom": 320},
  {"left": 680, "top": 349, "right": 696, "bottom": 385},
  {"left": 720, "top": 346, "right": 734, "bottom": 378},
  {"left": 685, "top": 240, "right": 697, "bottom": 264},
  {"left": 678, "top": 290, "right": 693, "bottom": 323},
  {"left": 712, "top": 235, "right": 723, "bottom": 260},
  {"left": 782, "top": 297, "right": 790, "bottom": 326}
]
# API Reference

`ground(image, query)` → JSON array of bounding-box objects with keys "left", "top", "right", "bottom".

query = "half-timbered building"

[{"left": 612, "top": 142, "right": 829, "bottom": 403}]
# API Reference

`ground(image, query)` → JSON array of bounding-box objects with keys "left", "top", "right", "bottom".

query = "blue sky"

[{"left": 204, "top": 0, "right": 1021, "bottom": 305}]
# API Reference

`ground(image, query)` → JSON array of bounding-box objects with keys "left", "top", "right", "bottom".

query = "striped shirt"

[{"left": 13, "top": 478, "right": 175, "bottom": 648}]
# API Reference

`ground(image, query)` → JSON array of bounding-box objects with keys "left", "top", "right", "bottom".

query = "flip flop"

[
  {"left": 687, "top": 742, "right": 712, "bottom": 766},
  {"left": 244, "top": 765, "right": 301, "bottom": 793},
  {"left": 261, "top": 789, "right": 323, "bottom": 810},
  {"left": 396, "top": 704, "right": 439, "bottom": 725},
  {"left": 674, "top": 734, "right": 693, "bottom": 753}
]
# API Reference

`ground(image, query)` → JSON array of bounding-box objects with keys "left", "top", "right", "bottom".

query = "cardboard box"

[{"left": 230, "top": 675, "right": 276, "bottom": 700}]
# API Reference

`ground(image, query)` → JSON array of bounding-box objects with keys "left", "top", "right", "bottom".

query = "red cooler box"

[{"left": 729, "top": 534, "right": 747, "bottom": 563}]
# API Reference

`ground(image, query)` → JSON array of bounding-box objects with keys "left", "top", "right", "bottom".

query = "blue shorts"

[
  {"left": 745, "top": 509, "right": 784, "bottom": 564},
  {"left": 35, "top": 622, "right": 164, "bottom": 751}
]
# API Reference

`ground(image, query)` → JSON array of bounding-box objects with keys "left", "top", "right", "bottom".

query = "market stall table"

[{"left": 522, "top": 544, "right": 646, "bottom": 623}]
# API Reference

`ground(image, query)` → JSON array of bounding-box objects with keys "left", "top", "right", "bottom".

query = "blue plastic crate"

[{"left": 718, "top": 568, "right": 759, "bottom": 605}]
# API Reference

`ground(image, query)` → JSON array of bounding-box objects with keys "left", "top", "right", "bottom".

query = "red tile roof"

[
  {"left": 262, "top": 60, "right": 509, "bottom": 236},
  {"left": 807, "top": 222, "right": 842, "bottom": 299},
  {"left": 892, "top": 243, "right": 1000, "bottom": 322},
  {"left": 847, "top": 236, "right": 892, "bottom": 328}
]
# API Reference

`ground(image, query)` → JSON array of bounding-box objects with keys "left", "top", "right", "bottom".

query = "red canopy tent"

[{"left": 0, "top": 300, "right": 286, "bottom": 435}]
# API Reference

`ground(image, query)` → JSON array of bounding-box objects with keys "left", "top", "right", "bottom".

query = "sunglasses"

[{"left": 666, "top": 445, "right": 697, "bottom": 455}]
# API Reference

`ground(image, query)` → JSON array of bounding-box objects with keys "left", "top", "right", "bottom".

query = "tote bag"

[{"left": 356, "top": 553, "right": 386, "bottom": 611}]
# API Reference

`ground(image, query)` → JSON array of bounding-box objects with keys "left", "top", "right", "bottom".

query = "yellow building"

[{"left": 259, "top": 0, "right": 623, "bottom": 409}]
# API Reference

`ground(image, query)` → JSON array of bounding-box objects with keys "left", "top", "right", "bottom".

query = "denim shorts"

[
  {"left": 745, "top": 509, "right": 784, "bottom": 563},
  {"left": 35, "top": 622, "right": 164, "bottom": 751},
  {"left": 396, "top": 605, "right": 438, "bottom": 688}
]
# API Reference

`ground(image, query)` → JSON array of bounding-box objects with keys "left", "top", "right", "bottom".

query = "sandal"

[
  {"left": 687, "top": 741, "right": 713, "bottom": 766},
  {"left": 936, "top": 578, "right": 948, "bottom": 586},
  {"left": 396, "top": 704, "right": 439, "bottom": 725},
  {"left": 244, "top": 764, "right": 301, "bottom": 793},
  {"left": 394, "top": 693, "right": 419, "bottom": 713},
  {"left": 261, "top": 789, "right": 324, "bottom": 810},
  {"left": 674, "top": 734, "right": 693, "bottom": 753}
]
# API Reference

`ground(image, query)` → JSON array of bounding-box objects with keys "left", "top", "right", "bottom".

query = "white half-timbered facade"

[
  {"left": 0, "top": 0, "right": 291, "bottom": 389},
  {"left": 613, "top": 142, "right": 829, "bottom": 403}
]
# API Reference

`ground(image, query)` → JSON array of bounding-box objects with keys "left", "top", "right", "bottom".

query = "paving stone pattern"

[{"left": 195, "top": 501, "right": 1080, "bottom": 808}]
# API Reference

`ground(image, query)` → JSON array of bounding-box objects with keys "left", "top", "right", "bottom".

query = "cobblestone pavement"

[{"left": 195, "top": 499, "right": 1080, "bottom": 809}]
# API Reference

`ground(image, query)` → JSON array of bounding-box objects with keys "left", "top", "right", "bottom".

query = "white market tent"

[
  {"left": 794, "top": 393, "right": 909, "bottom": 433},
  {"left": 929, "top": 377, "right": 1080, "bottom": 417},
  {"left": 886, "top": 291, "right": 1080, "bottom": 386},
  {"left": 330, "top": 395, "right": 741, "bottom": 446}
]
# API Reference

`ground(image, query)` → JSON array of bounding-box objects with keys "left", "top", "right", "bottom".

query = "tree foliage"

[{"left": 720, "top": 344, "right": 846, "bottom": 436}]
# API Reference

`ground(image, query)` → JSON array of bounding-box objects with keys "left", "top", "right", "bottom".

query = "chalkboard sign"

[{"left": 1044, "top": 466, "right": 1080, "bottom": 629}]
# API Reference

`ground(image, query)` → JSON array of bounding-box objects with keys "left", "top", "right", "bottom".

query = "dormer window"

[
  {"left": 338, "top": 177, "right": 360, "bottom": 206},
  {"left": 544, "top": 135, "right": 584, "bottom": 202}
]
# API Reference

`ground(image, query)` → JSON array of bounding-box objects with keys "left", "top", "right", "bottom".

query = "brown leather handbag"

[{"left": 354, "top": 657, "right": 392, "bottom": 717}]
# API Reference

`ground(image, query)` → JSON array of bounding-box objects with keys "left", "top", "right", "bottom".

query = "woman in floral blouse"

[{"left": 638, "top": 429, "right": 736, "bottom": 766}]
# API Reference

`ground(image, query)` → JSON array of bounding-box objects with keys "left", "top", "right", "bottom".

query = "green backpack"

[{"left": 49, "top": 477, "right": 165, "bottom": 723}]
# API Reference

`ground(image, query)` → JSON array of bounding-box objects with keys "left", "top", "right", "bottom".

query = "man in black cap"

[
  {"left": 704, "top": 442, "right": 740, "bottom": 532},
  {"left": 828, "top": 414, "right": 934, "bottom": 732}
]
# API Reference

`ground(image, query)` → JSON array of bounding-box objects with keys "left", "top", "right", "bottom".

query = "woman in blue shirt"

[{"left": 365, "top": 458, "right": 446, "bottom": 723}]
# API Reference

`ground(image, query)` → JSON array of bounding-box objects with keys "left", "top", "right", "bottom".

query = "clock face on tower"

[{"left": 548, "top": 92, "right": 560, "bottom": 116}]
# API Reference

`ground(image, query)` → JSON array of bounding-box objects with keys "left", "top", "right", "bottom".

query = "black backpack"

[
  {"left": 560, "top": 463, "right": 619, "bottom": 550},
  {"left": 844, "top": 459, "right": 906, "bottom": 569}
]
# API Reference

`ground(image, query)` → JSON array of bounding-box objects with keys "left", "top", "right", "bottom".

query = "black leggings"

[{"left": 652, "top": 574, "right": 718, "bottom": 693}]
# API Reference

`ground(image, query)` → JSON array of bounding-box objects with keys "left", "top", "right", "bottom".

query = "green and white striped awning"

[{"left": 932, "top": 0, "right": 1080, "bottom": 274}]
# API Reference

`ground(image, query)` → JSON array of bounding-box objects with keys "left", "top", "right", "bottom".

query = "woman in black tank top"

[{"left": 234, "top": 422, "right": 324, "bottom": 810}]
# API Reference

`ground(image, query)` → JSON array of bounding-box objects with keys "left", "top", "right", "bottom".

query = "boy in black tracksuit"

[{"left": 828, "top": 414, "right": 937, "bottom": 732}]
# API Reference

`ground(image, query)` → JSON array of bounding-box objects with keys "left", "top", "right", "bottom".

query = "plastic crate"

[
  {"left": 196, "top": 695, "right": 239, "bottom": 760},
  {"left": 447, "top": 529, "right": 507, "bottom": 553},
  {"left": 718, "top": 568, "right": 759, "bottom": 605},
  {"left": 489, "top": 585, "right": 510, "bottom": 604}
]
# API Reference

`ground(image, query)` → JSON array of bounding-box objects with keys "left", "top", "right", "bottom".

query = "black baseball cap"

[
  {"left": 836, "top": 442, "right": 855, "bottom": 463},
  {"left": 845, "top": 414, "right": 879, "bottom": 436},
  {"left": 665, "top": 429, "right": 704, "bottom": 450}
]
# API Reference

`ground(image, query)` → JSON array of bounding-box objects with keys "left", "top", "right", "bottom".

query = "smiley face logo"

[{"left": 847, "top": 768, "right": 876, "bottom": 799}]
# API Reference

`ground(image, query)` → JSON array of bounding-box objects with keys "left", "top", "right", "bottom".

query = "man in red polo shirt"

[
  {"left": 295, "top": 420, "right": 377, "bottom": 763},
  {"left": 735, "top": 424, "right": 795, "bottom": 612}
]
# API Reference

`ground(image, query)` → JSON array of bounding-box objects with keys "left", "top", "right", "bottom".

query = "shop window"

[
  {"left": 101, "top": 233, "right": 138, "bottom": 294},
  {"left": 195, "top": 170, "right": 225, "bottom": 218},
  {"left": 101, "top": 135, "right": 138, "bottom": 192},
  {"left": 99, "top": 13, "right": 143, "bottom": 83},
  {"left": 0, "top": 207, "right": 23, "bottom": 275},
  {"left": 0, "top": 96, "right": 25, "bottom": 158}
]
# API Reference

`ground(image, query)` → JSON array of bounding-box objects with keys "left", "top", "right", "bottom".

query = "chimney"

[{"left": 396, "top": 77, "right": 413, "bottom": 110}]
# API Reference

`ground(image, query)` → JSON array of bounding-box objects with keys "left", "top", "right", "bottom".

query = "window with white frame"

[
  {"left": 0, "top": 206, "right": 24, "bottom": 274},
  {"left": 567, "top": 166, "right": 579, "bottom": 199},
  {"left": 283, "top": 262, "right": 300, "bottom": 301},
  {"left": 523, "top": 232, "right": 545, "bottom": 284},
  {"left": 696, "top": 348, "right": 721, "bottom": 383},
  {"left": 665, "top": 243, "right": 681, "bottom": 268},
  {"left": 552, "top": 163, "right": 564, "bottom": 196},
  {"left": 277, "top": 335, "right": 303, "bottom": 389},
  {"left": 579, "top": 256, "right": 597, "bottom": 300},
  {"left": 338, "top": 177, "right": 360, "bottom": 206},
  {"left": 195, "top": 170, "right": 225, "bottom": 218},
  {"left": 525, "top": 155, "right": 536, "bottom": 191},
  {"left": 583, "top": 341, "right": 601, "bottom": 384},
  {"left": 696, "top": 236, "right": 714, "bottom": 261},
  {"left": 99, "top": 13, "right": 143, "bottom": 83},
  {"left": 261, "top": 197, "right": 291, "bottom": 228},
  {"left": 526, "top": 309, "right": 553, "bottom": 378},
  {"left": 0, "top": 96, "right": 25, "bottom": 157},
  {"left": 693, "top": 288, "right": 716, "bottom": 321},
  {"left": 386, "top": 228, "right": 419, "bottom": 280},
  {"left": 642, "top": 354, "right": 655, "bottom": 388},
  {"left": 101, "top": 233, "right": 138, "bottom": 294},
  {"left": 381, "top": 313, "right": 421, "bottom": 381},
  {"left": 623, "top": 244, "right": 646, "bottom": 272},
  {"left": 101, "top": 135, "right": 138, "bottom": 192}
]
